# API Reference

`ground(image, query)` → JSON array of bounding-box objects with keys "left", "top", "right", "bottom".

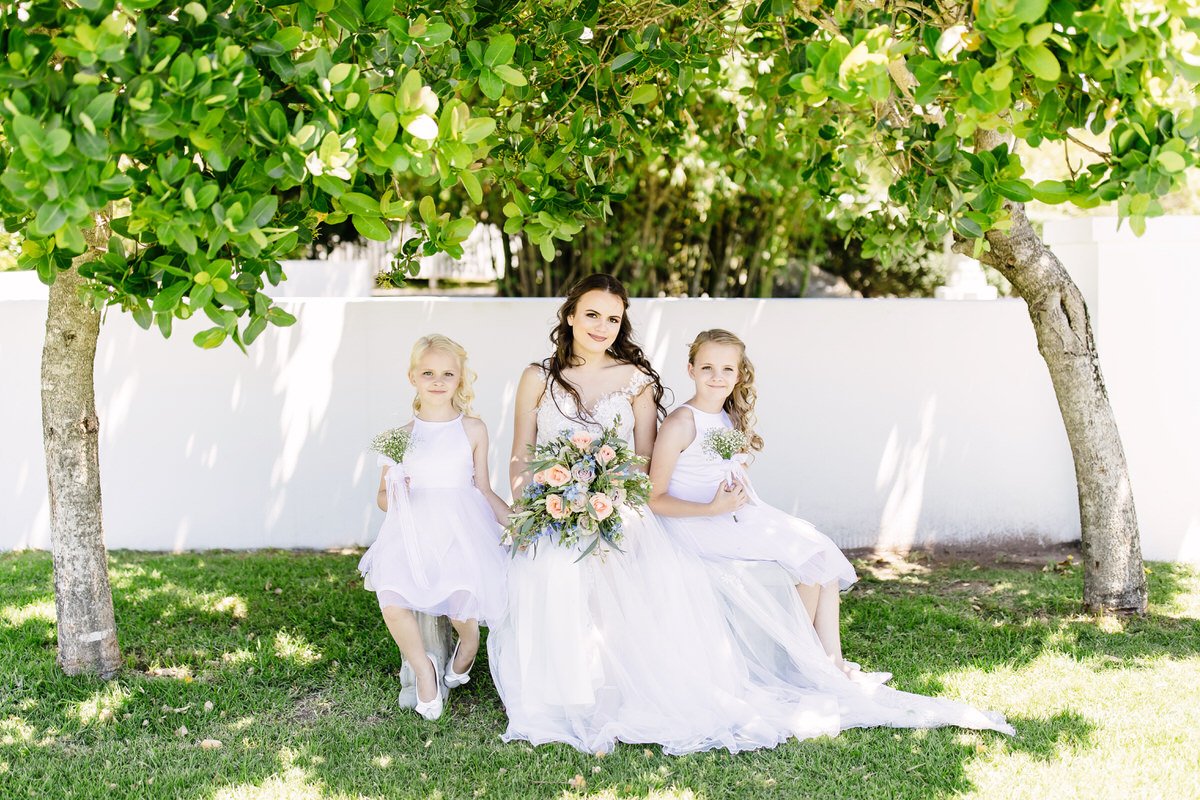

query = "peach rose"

[
  {"left": 596, "top": 445, "right": 617, "bottom": 466},
  {"left": 570, "top": 430, "right": 597, "bottom": 449},
  {"left": 588, "top": 493, "right": 615, "bottom": 521},
  {"left": 543, "top": 464, "right": 572, "bottom": 487},
  {"left": 532, "top": 470, "right": 548, "bottom": 485},
  {"left": 545, "top": 494, "right": 568, "bottom": 519}
]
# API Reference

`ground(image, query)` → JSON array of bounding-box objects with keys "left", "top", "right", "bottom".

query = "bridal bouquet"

[
  {"left": 370, "top": 427, "right": 412, "bottom": 463},
  {"left": 504, "top": 419, "right": 651, "bottom": 559}
]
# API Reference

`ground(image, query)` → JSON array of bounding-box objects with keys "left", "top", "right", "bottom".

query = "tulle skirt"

[
  {"left": 358, "top": 487, "right": 507, "bottom": 624},
  {"left": 488, "top": 506, "right": 1013, "bottom": 755},
  {"left": 663, "top": 502, "right": 858, "bottom": 590}
]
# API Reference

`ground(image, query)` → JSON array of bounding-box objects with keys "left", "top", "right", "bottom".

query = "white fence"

[{"left": 1, "top": 218, "right": 1197, "bottom": 562}]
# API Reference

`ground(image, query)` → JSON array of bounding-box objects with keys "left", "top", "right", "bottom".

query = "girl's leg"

[
  {"left": 449, "top": 617, "right": 480, "bottom": 673},
  {"left": 380, "top": 605, "right": 437, "bottom": 702},
  {"left": 810, "top": 581, "right": 845, "bottom": 666},
  {"left": 795, "top": 582, "right": 820, "bottom": 623}
]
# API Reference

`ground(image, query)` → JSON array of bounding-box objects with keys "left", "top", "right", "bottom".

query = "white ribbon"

[
  {"left": 723, "top": 453, "right": 763, "bottom": 521},
  {"left": 360, "top": 454, "right": 431, "bottom": 591}
]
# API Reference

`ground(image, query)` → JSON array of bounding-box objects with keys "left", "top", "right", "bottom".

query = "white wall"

[
  {"left": 2, "top": 294, "right": 1083, "bottom": 554},
  {"left": 1045, "top": 217, "right": 1200, "bottom": 563}
]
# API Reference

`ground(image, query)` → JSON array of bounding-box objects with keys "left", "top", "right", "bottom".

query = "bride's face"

[
  {"left": 688, "top": 342, "right": 741, "bottom": 401},
  {"left": 567, "top": 290, "right": 624, "bottom": 356}
]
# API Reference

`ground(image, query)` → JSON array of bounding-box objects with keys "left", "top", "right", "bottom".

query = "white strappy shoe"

[
  {"left": 444, "top": 639, "right": 476, "bottom": 689},
  {"left": 412, "top": 652, "right": 444, "bottom": 720}
]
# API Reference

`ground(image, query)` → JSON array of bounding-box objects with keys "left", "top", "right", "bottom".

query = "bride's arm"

[
  {"left": 630, "top": 381, "right": 659, "bottom": 469},
  {"left": 509, "top": 365, "right": 545, "bottom": 497}
]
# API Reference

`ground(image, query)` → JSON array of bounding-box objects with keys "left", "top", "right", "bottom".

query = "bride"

[{"left": 486, "top": 274, "right": 1013, "bottom": 754}]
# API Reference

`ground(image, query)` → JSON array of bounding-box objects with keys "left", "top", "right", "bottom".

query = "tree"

[
  {"left": 598, "top": 0, "right": 1198, "bottom": 611},
  {"left": 0, "top": 0, "right": 518, "bottom": 676}
]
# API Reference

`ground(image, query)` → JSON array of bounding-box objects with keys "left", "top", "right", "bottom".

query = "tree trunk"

[
  {"left": 397, "top": 615, "right": 455, "bottom": 707},
  {"left": 42, "top": 261, "right": 122, "bottom": 676},
  {"left": 958, "top": 190, "right": 1146, "bottom": 613}
]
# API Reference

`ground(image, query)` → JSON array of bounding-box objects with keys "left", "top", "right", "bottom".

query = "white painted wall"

[
  {"left": 2, "top": 294, "right": 1083, "bottom": 554},
  {"left": 1045, "top": 217, "right": 1200, "bottom": 563}
]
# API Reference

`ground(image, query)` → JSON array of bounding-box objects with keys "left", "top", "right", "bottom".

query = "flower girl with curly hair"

[
  {"left": 359, "top": 334, "right": 509, "bottom": 721},
  {"left": 648, "top": 328, "right": 869, "bottom": 679}
]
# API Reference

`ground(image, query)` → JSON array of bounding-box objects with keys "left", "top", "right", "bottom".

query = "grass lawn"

[{"left": 1, "top": 547, "right": 1198, "bottom": 800}]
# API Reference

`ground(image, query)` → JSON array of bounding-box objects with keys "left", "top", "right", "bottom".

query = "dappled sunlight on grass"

[
  {"left": 273, "top": 631, "right": 323, "bottom": 667},
  {"left": 0, "top": 598, "right": 55, "bottom": 628},
  {"left": 1, "top": 550, "right": 1197, "bottom": 799},
  {"left": 76, "top": 682, "right": 131, "bottom": 726}
]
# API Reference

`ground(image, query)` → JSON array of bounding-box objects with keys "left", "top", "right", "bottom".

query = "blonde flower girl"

[{"left": 359, "top": 334, "right": 509, "bottom": 720}]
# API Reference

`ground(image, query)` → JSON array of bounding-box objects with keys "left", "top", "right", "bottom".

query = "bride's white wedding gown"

[{"left": 486, "top": 373, "right": 1012, "bottom": 755}]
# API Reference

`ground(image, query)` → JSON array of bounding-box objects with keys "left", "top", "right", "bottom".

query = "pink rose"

[
  {"left": 532, "top": 470, "right": 548, "bottom": 485},
  {"left": 545, "top": 494, "right": 568, "bottom": 519},
  {"left": 543, "top": 464, "right": 572, "bottom": 487},
  {"left": 570, "top": 430, "right": 597, "bottom": 449},
  {"left": 588, "top": 493, "right": 615, "bottom": 521},
  {"left": 596, "top": 445, "right": 617, "bottom": 466}
]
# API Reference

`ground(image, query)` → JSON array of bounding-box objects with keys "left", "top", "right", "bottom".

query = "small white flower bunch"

[
  {"left": 370, "top": 428, "right": 412, "bottom": 463},
  {"left": 701, "top": 427, "right": 748, "bottom": 461}
]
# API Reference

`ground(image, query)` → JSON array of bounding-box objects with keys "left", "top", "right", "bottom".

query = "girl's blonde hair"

[
  {"left": 688, "top": 329, "right": 764, "bottom": 452},
  {"left": 409, "top": 334, "right": 476, "bottom": 416}
]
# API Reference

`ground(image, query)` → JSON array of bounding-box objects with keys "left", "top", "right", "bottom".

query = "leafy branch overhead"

[{"left": 2, "top": 1, "right": 1199, "bottom": 349}]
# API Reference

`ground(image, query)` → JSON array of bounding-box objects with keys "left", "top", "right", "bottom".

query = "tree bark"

[
  {"left": 956, "top": 145, "right": 1146, "bottom": 612},
  {"left": 42, "top": 260, "right": 122, "bottom": 676}
]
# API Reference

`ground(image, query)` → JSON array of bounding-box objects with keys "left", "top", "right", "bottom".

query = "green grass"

[{"left": 2, "top": 549, "right": 1198, "bottom": 800}]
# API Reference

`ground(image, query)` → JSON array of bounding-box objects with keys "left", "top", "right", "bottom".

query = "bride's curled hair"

[
  {"left": 543, "top": 273, "right": 667, "bottom": 422},
  {"left": 409, "top": 333, "right": 477, "bottom": 416},
  {"left": 688, "top": 329, "right": 764, "bottom": 452}
]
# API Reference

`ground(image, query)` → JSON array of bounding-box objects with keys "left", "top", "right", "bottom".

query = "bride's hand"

[{"left": 707, "top": 480, "right": 748, "bottom": 515}]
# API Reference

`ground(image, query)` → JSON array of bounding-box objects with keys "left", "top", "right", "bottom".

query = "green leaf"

[
  {"left": 352, "top": 214, "right": 392, "bottom": 241},
  {"left": 193, "top": 327, "right": 227, "bottom": 348},
  {"left": 418, "top": 195, "right": 436, "bottom": 225},
  {"left": 954, "top": 216, "right": 984, "bottom": 238},
  {"left": 538, "top": 238, "right": 556, "bottom": 261},
  {"left": 611, "top": 52, "right": 642, "bottom": 73},
  {"left": 461, "top": 117, "right": 496, "bottom": 144},
  {"left": 1156, "top": 150, "right": 1187, "bottom": 173},
  {"left": 629, "top": 84, "right": 659, "bottom": 106},
  {"left": 994, "top": 179, "right": 1034, "bottom": 202},
  {"left": 273, "top": 26, "right": 303, "bottom": 51},
  {"left": 152, "top": 280, "right": 190, "bottom": 312},
  {"left": 444, "top": 217, "right": 475, "bottom": 242},
  {"left": 170, "top": 52, "right": 195, "bottom": 88},
  {"left": 483, "top": 35, "right": 516, "bottom": 68},
  {"left": 340, "top": 192, "right": 381, "bottom": 216},
  {"left": 460, "top": 170, "right": 483, "bottom": 205},
  {"left": 1031, "top": 179, "right": 1071, "bottom": 203},
  {"left": 478, "top": 69, "right": 504, "bottom": 101},
  {"left": 1018, "top": 45, "right": 1060, "bottom": 83},
  {"left": 493, "top": 64, "right": 527, "bottom": 86}
]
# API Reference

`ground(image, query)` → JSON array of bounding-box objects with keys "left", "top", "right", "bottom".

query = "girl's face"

[
  {"left": 567, "top": 290, "right": 625, "bottom": 356},
  {"left": 688, "top": 342, "right": 742, "bottom": 402},
  {"left": 409, "top": 349, "right": 462, "bottom": 408}
]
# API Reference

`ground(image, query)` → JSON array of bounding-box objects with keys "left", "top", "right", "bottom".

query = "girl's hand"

[{"left": 707, "top": 480, "right": 748, "bottom": 515}]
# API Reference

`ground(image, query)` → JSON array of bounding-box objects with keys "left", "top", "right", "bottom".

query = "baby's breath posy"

[{"left": 370, "top": 428, "right": 412, "bottom": 463}]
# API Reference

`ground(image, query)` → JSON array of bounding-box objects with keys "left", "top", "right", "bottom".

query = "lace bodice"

[{"left": 535, "top": 370, "right": 652, "bottom": 445}]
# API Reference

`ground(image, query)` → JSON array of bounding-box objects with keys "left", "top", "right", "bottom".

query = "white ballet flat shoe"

[
  {"left": 842, "top": 660, "right": 892, "bottom": 686},
  {"left": 444, "top": 639, "right": 476, "bottom": 689},
  {"left": 412, "top": 651, "right": 444, "bottom": 721}
]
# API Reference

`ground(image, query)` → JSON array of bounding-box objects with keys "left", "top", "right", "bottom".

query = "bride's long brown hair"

[{"left": 539, "top": 273, "right": 667, "bottom": 423}]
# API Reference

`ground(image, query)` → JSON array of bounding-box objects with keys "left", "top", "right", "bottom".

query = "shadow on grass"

[{"left": 0, "top": 549, "right": 1189, "bottom": 800}]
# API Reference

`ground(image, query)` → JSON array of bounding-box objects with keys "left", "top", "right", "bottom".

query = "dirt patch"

[
  {"left": 845, "top": 540, "right": 1082, "bottom": 572},
  {"left": 290, "top": 691, "right": 333, "bottom": 724}
]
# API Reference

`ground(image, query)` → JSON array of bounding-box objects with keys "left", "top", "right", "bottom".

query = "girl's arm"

[
  {"left": 648, "top": 409, "right": 748, "bottom": 518},
  {"left": 376, "top": 467, "right": 388, "bottom": 512},
  {"left": 509, "top": 365, "right": 545, "bottom": 496},
  {"left": 465, "top": 417, "right": 513, "bottom": 525},
  {"left": 629, "top": 376, "right": 660, "bottom": 470}
]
